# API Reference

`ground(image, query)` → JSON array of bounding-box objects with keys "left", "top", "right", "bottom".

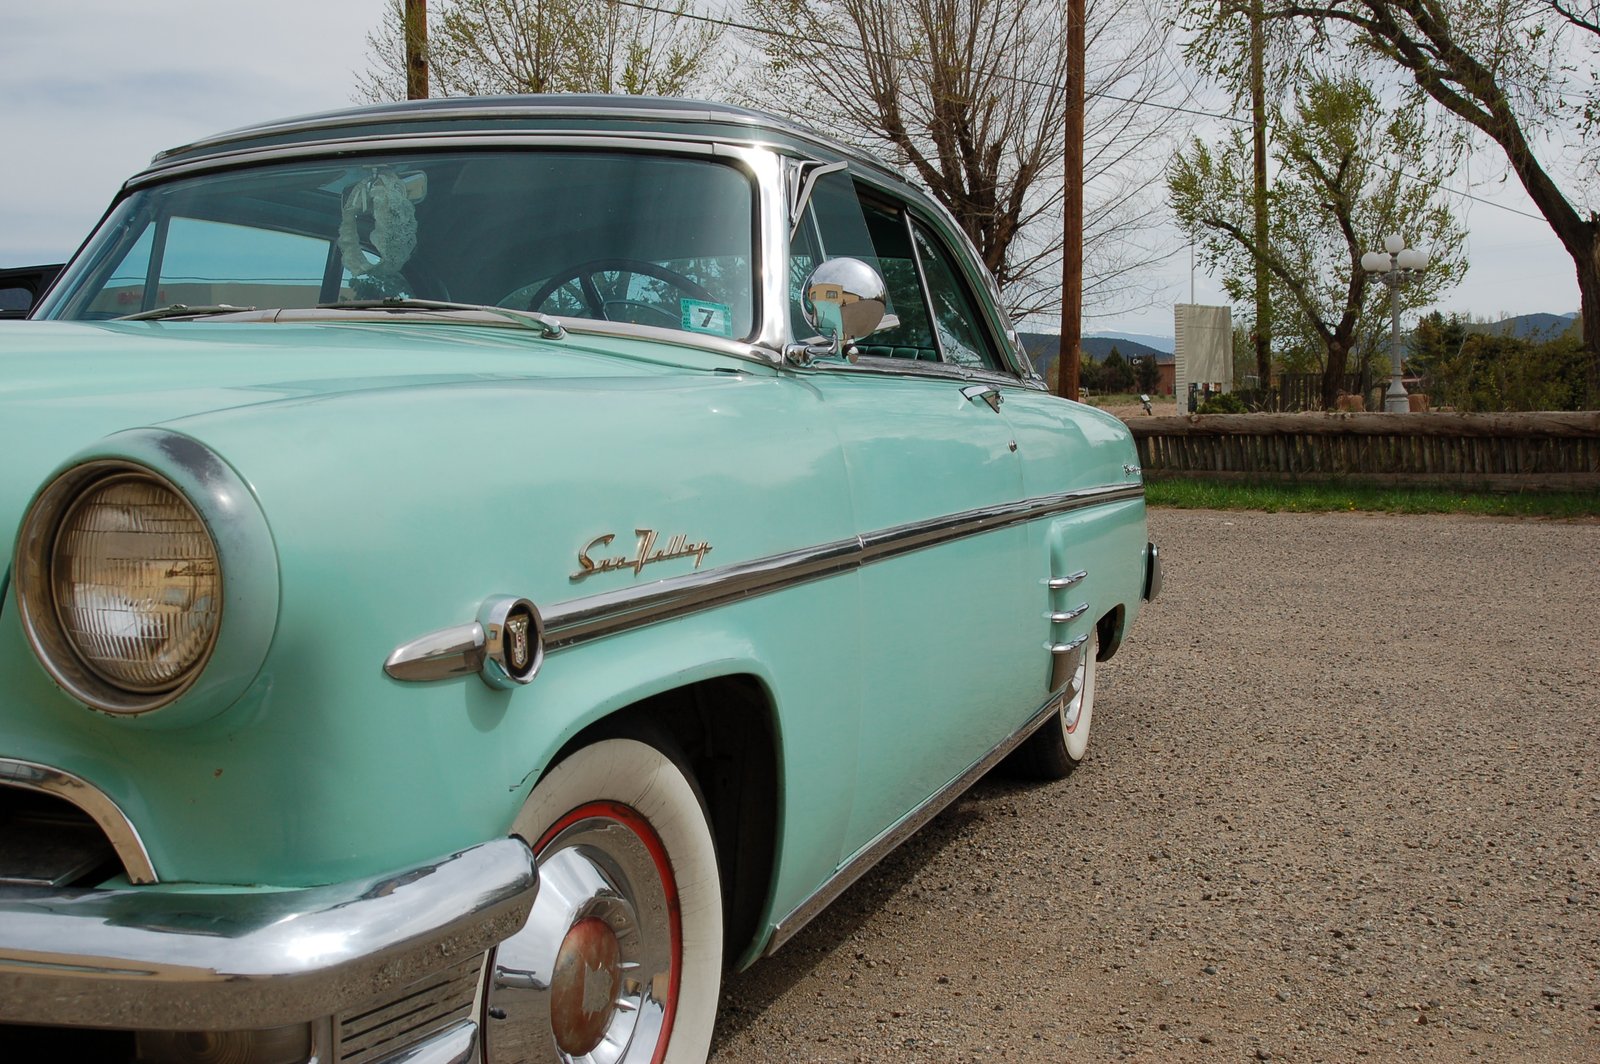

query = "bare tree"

[
  {"left": 1169, "top": 75, "right": 1464, "bottom": 408},
  {"left": 1188, "top": 0, "right": 1600, "bottom": 404},
  {"left": 738, "top": 0, "right": 1183, "bottom": 321},
  {"left": 359, "top": 0, "right": 722, "bottom": 101}
]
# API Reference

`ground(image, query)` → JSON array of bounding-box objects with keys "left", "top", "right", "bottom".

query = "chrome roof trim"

[
  {"left": 0, "top": 758, "right": 157, "bottom": 884},
  {"left": 129, "top": 131, "right": 727, "bottom": 188},
  {"left": 540, "top": 483, "right": 1142, "bottom": 650},
  {"left": 150, "top": 96, "right": 901, "bottom": 183}
]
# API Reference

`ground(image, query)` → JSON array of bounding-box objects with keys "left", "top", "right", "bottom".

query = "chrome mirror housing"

[{"left": 790, "top": 257, "right": 888, "bottom": 365}]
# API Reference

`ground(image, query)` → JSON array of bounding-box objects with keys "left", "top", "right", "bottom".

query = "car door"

[{"left": 792, "top": 174, "right": 1041, "bottom": 858}]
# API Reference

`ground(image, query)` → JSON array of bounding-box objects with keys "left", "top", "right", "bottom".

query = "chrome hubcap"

[
  {"left": 551, "top": 917, "right": 623, "bottom": 1056},
  {"left": 486, "top": 808, "right": 679, "bottom": 1063}
]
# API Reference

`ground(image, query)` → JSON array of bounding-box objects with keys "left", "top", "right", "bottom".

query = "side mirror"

[{"left": 790, "top": 257, "right": 888, "bottom": 365}]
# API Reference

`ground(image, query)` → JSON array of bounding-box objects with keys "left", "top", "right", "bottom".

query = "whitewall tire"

[
  {"left": 486, "top": 737, "right": 723, "bottom": 1063},
  {"left": 1011, "top": 627, "right": 1100, "bottom": 780}
]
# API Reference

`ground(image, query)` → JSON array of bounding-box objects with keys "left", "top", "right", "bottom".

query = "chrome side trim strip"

[
  {"left": 0, "top": 838, "right": 536, "bottom": 1031},
  {"left": 542, "top": 484, "right": 1143, "bottom": 650},
  {"left": 385, "top": 597, "right": 545, "bottom": 689},
  {"left": 544, "top": 537, "right": 861, "bottom": 650},
  {"left": 766, "top": 688, "right": 1063, "bottom": 956},
  {"left": 0, "top": 759, "right": 157, "bottom": 884}
]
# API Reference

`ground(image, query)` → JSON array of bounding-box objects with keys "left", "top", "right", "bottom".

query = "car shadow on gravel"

[{"left": 711, "top": 769, "right": 1049, "bottom": 1050}]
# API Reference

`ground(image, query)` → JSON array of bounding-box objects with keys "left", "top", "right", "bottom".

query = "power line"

[
  {"left": 613, "top": 0, "right": 1554, "bottom": 226},
  {"left": 1370, "top": 160, "right": 1547, "bottom": 222},
  {"left": 611, "top": 0, "right": 1250, "bottom": 124}
]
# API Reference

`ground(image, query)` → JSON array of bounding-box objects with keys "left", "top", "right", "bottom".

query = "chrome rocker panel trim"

[
  {"left": 767, "top": 683, "right": 1069, "bottom": 955},
  {"left": 0, "top": 837, "right": 537, "bottom": 1031},
  {"left": 1, "top": 758, "right": 156, "bottom": 885}
]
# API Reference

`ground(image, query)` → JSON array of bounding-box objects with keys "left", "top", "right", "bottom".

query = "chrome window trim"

[
  {"left": 539, "top": 484, "right": 1142, "bottom": 652},
  {"left": 0, "top": 758, "right": 157, "bottom": 884},
  {"left": 765, "top": 680, "right": 1067, "bottom": 955}
]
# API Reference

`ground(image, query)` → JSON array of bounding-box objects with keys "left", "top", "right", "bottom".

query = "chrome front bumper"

[
  {"left": 0, "top": 837, "right": 537, "bottom": 1032},
  {"left": 1143, "top": 540, "right": 1162, "bottom": 602}
]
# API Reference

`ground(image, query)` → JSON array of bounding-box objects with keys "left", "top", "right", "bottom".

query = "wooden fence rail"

[{"left": 1127, "top": 412, "right": 1600, "bottom": 491}]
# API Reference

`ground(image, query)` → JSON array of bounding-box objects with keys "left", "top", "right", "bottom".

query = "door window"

[
  {"left": 910, "top": 220, "right": 1001, "bottom": 369},
  {"left": 791, "top": 174, "right": 1003, "bottom": 372}
]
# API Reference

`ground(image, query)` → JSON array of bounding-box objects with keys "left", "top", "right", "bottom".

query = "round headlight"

[
  {"left": 17, "top": 462, "right": 224, "bottom": 714},
  {"left": 51, "top": 473, "right": 221, "bottom": 692}
]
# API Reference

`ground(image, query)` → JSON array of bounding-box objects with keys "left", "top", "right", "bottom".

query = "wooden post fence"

[{"left": 1128, "top": 412, "right": 1600, "bottom": 491}]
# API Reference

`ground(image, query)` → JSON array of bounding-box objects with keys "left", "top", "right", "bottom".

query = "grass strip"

[{"left": 1145, "top": 478, "right": 1600, "bottom": 518}]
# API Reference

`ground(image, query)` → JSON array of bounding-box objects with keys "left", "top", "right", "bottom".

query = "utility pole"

[
  {"left": 1249, "top": 0, "right": 1270, "bottom": 388},
  {"left": 1057, "top": 0, "right": 1085, "bottom": 400},
  {"left": 405, "top": 0, "right": 429, "bottom": 100}
]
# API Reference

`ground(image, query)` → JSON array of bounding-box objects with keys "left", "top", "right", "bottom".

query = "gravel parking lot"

[{"left": 711, "top": 507, "right": 1600, "bottom": 1062}]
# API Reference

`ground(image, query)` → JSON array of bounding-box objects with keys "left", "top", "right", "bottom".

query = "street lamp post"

[{"left": 1361, "top": 235, "right": 1430, "bottom": 413}]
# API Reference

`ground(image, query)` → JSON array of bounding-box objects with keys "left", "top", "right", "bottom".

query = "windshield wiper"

[
  {"left": 116, "top": 303, "right": 258, "bottom": 321},
  {"left": 316, "top": 298, "right": 564, "bottom": 339}
]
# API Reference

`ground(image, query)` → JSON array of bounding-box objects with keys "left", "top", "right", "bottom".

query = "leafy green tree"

[
  {"left": 1411, "top": 311, "right": 1588, "bottom": 411},
  {"left": 359, "top": 0, "right": 721, "bottom": 100},
  {"left": 1169, "top": 74, "right": 1462, "bottom": 408},
  {"left": 1133, "top": 353, "right": 1160, "bottom": 393},
  {"left": 1184, "top": 0, "right": 1600, "bottom": 404},
  {"left": 1100, "top": 346, "right": 1135, "bottom": 392}
]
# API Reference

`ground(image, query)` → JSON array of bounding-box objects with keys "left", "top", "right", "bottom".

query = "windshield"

[{"left": 39, "top": 150, "right": 757, "bottom": 340}]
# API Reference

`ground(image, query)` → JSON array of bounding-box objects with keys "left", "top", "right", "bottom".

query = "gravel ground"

[{"left": 710, "top": 508, "right": 1600, "bottom": 1062}]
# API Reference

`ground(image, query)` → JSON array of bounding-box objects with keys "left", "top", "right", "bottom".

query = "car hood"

[{"left": 0, "top": 320, "right": 744, "bottom": 559}]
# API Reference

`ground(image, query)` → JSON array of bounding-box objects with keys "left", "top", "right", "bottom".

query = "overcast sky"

[{"left": 0, "top": 0, "right": 1581, "bottom": 338}]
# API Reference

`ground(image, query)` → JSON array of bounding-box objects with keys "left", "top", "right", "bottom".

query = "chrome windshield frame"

[{"left": 43, "top": 133, "right": 791, "bottom": 370}]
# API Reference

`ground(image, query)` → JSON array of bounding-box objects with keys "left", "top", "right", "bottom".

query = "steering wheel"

[{"left": 519, "top": 258, "right": 717, "bottom": 323}]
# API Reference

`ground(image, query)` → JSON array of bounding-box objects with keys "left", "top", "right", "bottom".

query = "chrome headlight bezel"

[
  {"left": 16, "top": 461, "right": 221, "bottom": 711},
  {"left": 13, "top": 429, "right": 280, "bottom": 725}
]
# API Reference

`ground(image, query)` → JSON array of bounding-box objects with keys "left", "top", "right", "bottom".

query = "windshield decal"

[{"left": 680, "top": 299, "right": 733, "bottom": 338}]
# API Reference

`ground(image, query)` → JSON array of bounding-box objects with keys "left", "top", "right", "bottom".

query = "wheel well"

[
  {"left": 1096, "top": 605, "right": 1127, "bottom": 661},
  {"left": 559, "top": 676, "right": 779, "bottom": 968}
]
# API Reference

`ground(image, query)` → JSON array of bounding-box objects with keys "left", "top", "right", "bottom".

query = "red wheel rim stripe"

[{"left": 536, "top": 800, "right": 683, "bottom": 1064}]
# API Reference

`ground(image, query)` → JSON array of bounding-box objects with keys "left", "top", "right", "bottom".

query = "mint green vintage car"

[{"left": 0, "top": 97, "right": 1159, "bottom": 1063}]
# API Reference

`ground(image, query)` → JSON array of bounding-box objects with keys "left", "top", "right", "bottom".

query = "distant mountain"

[
  {"left": 1018, "top": 331, "right": 1169, "bottom": 374},
  {"left": 1464, "top": 312, "right": 1579, "bottom": 341},
  {"left": 1088, "top": 331, "right": 1175, "bottom": 354}
]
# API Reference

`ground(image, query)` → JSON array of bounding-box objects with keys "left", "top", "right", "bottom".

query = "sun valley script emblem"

[{"left": 572, "top": 529, "right": 714, "bottom": 581}]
